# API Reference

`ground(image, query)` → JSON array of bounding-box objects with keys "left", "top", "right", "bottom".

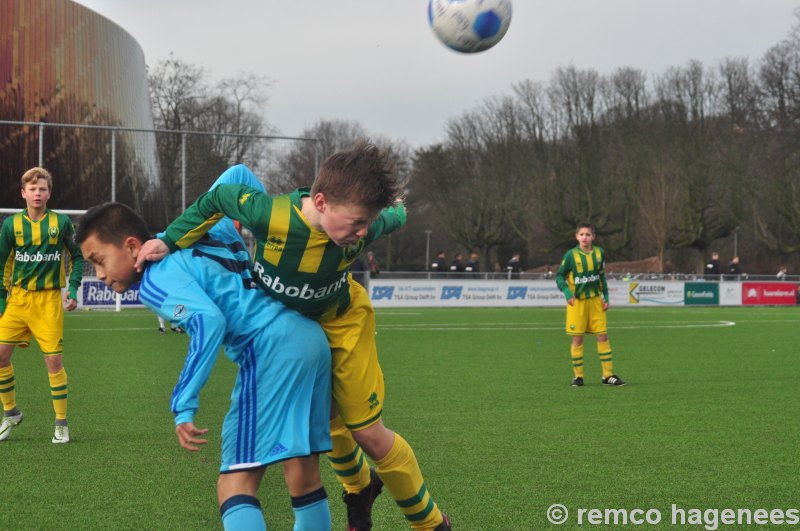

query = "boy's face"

[
  {"left": 576, "top": 227, "right": 595, "bottom": 249},
  {"left": 80, "top": 234, "right": 140, "bottom": 293},
  {"left": 314, "top": 194, "right": 379, "bottom": 247},
  {"left": 21, "top": 178, "right": 51, "bottom": 210}
]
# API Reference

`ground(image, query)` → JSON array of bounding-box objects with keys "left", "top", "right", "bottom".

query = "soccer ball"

[{"left": 428, "top": 0, "right": 513, "bottom": 53}]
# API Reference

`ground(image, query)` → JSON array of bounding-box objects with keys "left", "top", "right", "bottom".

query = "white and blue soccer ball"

[{"left": 428, "top": 0, "right": 513, "bottom": 53}]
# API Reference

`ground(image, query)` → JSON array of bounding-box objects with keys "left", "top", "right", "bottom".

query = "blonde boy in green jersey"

[
  {"left": 0, "top": 167, "right": 84, "bottom": 443},
  {"left": 555, "top": 222, "right": 626, "bottom": 388},
  {"left": 136, "top": 141, "right": 450, "bottom": 531}
]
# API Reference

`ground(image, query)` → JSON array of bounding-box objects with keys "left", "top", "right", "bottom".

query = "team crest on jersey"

[
  {"left": 173, "top": 304, "right": 187, "bottom": 319},
  {"left": 342, "top": 240, "right": 365, "bottom": 262},
  {"left": 48, "top": 226, "right": 59, "bottom": 238},
  {"left": 266, "top": 236, "right": 284, "bottom": 252}
]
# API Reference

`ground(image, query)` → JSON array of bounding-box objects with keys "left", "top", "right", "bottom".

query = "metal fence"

[{"left": 0, "top": 119, "right": 319, "bottom": 228}]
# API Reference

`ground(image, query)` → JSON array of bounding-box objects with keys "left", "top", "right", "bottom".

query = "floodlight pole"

[{"left": 733, "top": 226, "right": 739, "bottom": 256}]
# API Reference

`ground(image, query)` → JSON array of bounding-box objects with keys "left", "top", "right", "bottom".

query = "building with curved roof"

[{"left": 1, "top": 0, "right": 164, "bottom": 223}]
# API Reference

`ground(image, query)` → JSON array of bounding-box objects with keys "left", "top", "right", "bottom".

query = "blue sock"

[
  {"left": 291, "top": 487, "right": 330, "bottom": 531},
  {"left": 220, "top": 494, "right": 266, "bottom": 531}
]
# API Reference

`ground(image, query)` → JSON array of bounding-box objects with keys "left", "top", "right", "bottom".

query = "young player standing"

[
  {"left": 555, "top": 222, "right": 626, "bottom": 387},
  {"left": 0, "top": 167, "right": 84, "bottom": 443},
  {"left": 78, "top": 202, "right": 333, "bottom": 530},
  {"left": 137, "top": 143, "right": 451, "bottom": 531}
]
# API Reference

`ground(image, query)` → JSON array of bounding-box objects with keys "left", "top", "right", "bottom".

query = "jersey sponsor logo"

[
  {"left": 574, "top": 273, "right": 600, "bottom": 285},
  {"left": 265, "top": 236, "right": 284, "bottom": 252},
  {"left": 48, "top": 226, "right": 59, "bottom": 238},
  {"left": 372, "top": 286, "right": 395, "bottom": 300},
  {"left": 15, "top": 250, "right": 61, "bottom": 263},
  {"left": 252, "top": 263, "right": 348, "bottom": 300}
]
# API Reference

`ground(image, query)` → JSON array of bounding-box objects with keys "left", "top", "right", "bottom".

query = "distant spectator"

[
  {"left": 349, "top": 257, "right": 366, "bottom": 286},
  {"left": 465, "top": 252, "right": 480, "bottom": 277},
  {"left": 726, "top": 256, "right": 741, "bottom": 280},
  {"left": 705, "top": 252, "right": 721, "bottom": 281},
  {"left": 450, "top": 253, "right": 465, "bottom": 275},
  {"left": 431, "top": 251, "right": 447, "bottom": 273},
  {"left": 506, "top": 253, "right": 521, "bottom": 279},
  {"left": 777, "top": 266, "right": 788, "bottom": 281},
  {"left": 367, "top": 251, "right": 380, "bottom": 277}
]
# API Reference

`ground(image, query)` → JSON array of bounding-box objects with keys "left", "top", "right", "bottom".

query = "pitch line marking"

[{"left": 377, "top": 321, "right": 736, "bottom": 331}]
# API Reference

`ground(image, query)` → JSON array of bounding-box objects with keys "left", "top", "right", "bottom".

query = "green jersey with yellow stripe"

[
  {"left": 0, "top": 209, "right": 85, "bottom": 312},
  {"left": 160, "top": 184, "right": 406, "bottom": 320},
  {"left": 555, "top": 245, "right": 608, "bottom": 301}
]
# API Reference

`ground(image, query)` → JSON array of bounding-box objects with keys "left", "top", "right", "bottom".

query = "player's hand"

[
  {"left": 567, "top": 297, "right": 576, "bottom": 306},
  {"left": 63, "top": 291, "right": 77, "bottom": 312},
  {"left": 602, "top": 300, "right": 609, "bottom": 312},
  {"left": 135, "top": 239, "right": 170, "bottom": 272},
  {"left": 175, "top": 422, "right": 209, "bottom": 452}
]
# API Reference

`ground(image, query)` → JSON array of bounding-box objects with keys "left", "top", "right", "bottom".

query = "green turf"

[{"left": 2, "top": 306, "right": 798, "bottom": 530}]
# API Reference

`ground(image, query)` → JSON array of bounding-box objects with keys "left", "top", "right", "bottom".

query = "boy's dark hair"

[
  {"left": 311, "top": 139, "right": 400, "bottom": 211},
  {"left": 76, "top": 202, "right": 150, "bottom": 246},
  {"left": 576, "top": 222, "right": 594, "bottom": 233}
]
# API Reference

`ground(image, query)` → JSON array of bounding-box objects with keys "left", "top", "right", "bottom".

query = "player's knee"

[{"left": 352, "top": 422, "right": 394, "bottom": 458}]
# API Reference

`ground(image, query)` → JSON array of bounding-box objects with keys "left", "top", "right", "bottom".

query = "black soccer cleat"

[
  {"left": 571, "top": 377, "right": 584, "bottom": 387},
  {"left": 343, "top": 467, "right": 384, "bottom": 531},
  {"left": 433, "top": 512, "right": 452, "bottom": 530},
  {"left": 602, "top": 375, "right": 626, "bottom": 386}
]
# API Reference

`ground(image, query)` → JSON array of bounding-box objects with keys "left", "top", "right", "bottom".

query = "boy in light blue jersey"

[{"left": 77, "top": 202, "right": 332, "bottom": 531}]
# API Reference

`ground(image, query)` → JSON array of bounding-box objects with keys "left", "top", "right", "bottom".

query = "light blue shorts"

[{"left": 220, "top": 310, "right": 331, "bottom": 472}]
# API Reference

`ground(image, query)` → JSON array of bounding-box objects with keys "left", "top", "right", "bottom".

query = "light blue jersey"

[{"left": 139, "top": 235, "right": 331, "bottom": 470}]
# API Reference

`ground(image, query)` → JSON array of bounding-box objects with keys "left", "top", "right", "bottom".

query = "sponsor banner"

[
  {"left": 79, "top": 277, "right": 145, "bottom": 309},
  {"left": 719, "top": 282, "right": 742, "bottom": 306},
  {"left": 684, "top": 282, "right": 719, "bottom": 305},
  {"left": 741, "top": 282, "right": 797, "bottom": 306},
  {"left": 628, "top": 282, "right": 685, "bottom": 306},
  {"left": 370, "top": 280, "right": 566, "bottom": 308},
  {"left": 370, "top": 280, "right": 687, "bottom": 308}
]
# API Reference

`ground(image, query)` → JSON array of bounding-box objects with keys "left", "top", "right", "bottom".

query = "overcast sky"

[{"left": 76, "top": 0, "right": 799, "bottom": 148}]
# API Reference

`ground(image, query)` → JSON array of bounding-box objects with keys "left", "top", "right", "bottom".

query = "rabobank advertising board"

[{"left": 78, "top": 277, "right": 145, "bottom": 309}]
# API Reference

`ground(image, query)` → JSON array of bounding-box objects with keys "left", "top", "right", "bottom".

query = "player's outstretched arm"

[
  {"left": 175, "top": 422, "right": 209, "bottom": 452},
  {"left": 135, "top": 239, "right": 170, "bottom": 272}
]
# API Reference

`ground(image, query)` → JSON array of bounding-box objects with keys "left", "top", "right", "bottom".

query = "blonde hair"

[{"left": 21, "top": 167, "right": 53, "bottom": 191}]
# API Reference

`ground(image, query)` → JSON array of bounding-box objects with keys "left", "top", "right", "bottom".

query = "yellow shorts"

[
  {"left": 0, "top": 287, "right": 64, "bottom": 354},
  {"left": 321, "top": 278, "right": 384, "bottom": 431},
  {"left": 565, "top": 296, "right": 607, "bottom": 336}
]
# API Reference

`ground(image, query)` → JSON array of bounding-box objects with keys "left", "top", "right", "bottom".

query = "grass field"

[{"left": 3, "top": 306, "right": 799, "bottom": 530}]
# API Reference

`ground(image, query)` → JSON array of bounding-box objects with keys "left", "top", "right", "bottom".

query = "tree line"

[{"left": 149, "top": 20, "right": 800, "bottom": 275}]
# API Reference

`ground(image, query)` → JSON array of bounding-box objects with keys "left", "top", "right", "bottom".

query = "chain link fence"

[{"left": 0, "top": 120, "right": 319, "bottom": 229}]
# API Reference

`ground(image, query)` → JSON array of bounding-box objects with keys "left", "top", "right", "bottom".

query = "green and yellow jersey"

[
  {"left": 0, "top": 210, "right": 84, "bottom": 313},
  {"left": 555, "top": 245, "right": 608, "bottom": 301},
  {"left": 160, "top": 184, "right": 406, "bottom": 320}
]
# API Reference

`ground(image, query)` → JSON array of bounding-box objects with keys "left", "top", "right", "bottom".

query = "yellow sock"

[
  {"left": 375, "top": 433, "right": 444, "bottom": 530},
  {"left": 570, "top": 344, "right": 584, "bottom": 378},
  {"left": 0, "top": 364, "right": 17, "bottom": 412},
  {"left": 327, "top": 415, "right": 370, "bottom": 494},
  {"left": 598, "top": 340, "right": 613, "bottom": 378},
  {"left": 48, "top": 368, "right": 68, "bottom": 420}
]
